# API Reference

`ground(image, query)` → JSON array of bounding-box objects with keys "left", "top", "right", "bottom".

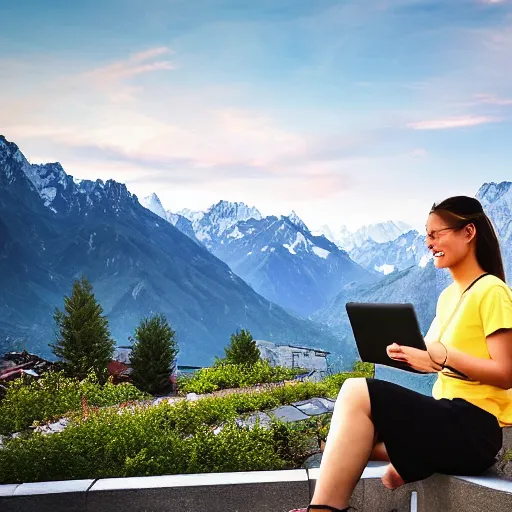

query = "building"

[{"left": 255, "top": 340, "right": 330, "bottom": 381}]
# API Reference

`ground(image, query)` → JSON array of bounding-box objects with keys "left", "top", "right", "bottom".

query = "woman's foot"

[{"left": 381, "top": 463, "right": 405, "bottom": 489}]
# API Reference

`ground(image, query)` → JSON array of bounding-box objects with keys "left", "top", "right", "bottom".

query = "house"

[{"left": 255, "top": 340, "right": 330, "bottom": 381}]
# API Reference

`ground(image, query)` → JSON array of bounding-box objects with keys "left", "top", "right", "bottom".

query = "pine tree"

[
  {"left": 224, "top": 329, "right": 261, "bottom": 366},
  {"left": 49, "top": 276, "right": 115, "bottom": 383},
  {"left": 129, "top": 313, "right": 178, "bottom": 395}
]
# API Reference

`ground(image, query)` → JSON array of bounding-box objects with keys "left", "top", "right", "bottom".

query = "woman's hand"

[{"left": 386, "top": 343, "right": 439, "bottom": 373}]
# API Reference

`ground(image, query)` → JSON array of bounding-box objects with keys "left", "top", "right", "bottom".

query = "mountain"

[
  {"left": 476, "top": 182, "right": 512, "bottom": 283},
  {"left": 177, "top": 201, "right": 262, "bottom": 249},
  {"left": 0, "top": 135, "right": 349, "bottom": 368},
  {"left": 314, "top": 260, "right": 451, "bottom": 330},
  {"left": 314, "top": 220, "right": 412, "bottom": 251},
  {"left": 313, "top": 182, "right": 512, "bottom": 382},
  {"left": 348, "top": 230, "right": 430, "bottom": 275},
  {"left": 141, "top": 193, "right": 200, "bottom": 245},
  {"left": 312, "top": 259, "right": 452, "bottom": 389},
  {"left": 141, "top": 193, "right": 167, "bottom": 220},
  {"left": 206, "top": 211, "right": 376, "bottom": 317}
]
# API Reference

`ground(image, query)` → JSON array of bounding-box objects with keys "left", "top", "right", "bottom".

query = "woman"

[{"left": 291, "top": 196, "right": 512, "bottom": 512}]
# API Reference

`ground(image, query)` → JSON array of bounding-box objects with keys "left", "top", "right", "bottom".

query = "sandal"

[{"left": 288, "top": 506, "right": 356, "bottom": 512}]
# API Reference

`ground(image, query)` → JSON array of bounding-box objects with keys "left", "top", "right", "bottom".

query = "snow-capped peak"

[
  {"left": 477, "top": 182, "right": 512, "bottom": 205},
  {"left": 142, "top": 193, "right": 167, "bottom": 220},
  {"left": 207, "top": 200, "right": 262, "bottom": 224},
  {"left": 202, "top": 200, "right": 262, "bottom": 238},
  {"left": 0, "top": 135, "right": 29, "bottom": 167},
  {"left": 476, "top": 181, "right": 512, "bottom": 239},
  {"left": 286, "top": 210, "right": 309, "bottom": 232},
  {"left": 312, "top": 224, "right": 335, "bottom": 242},
  {"left": 177, "top": 208, "right": 205, "bottom": 223},
  {"left": 316, "top": 220, "right": 412, "bottom": 251}
]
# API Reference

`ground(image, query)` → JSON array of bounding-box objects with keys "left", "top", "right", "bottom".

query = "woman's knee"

[{"left": 336, "top": 377, "right": 371, "bottom": 412}]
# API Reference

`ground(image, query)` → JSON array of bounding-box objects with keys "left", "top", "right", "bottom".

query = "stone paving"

[{"left": 232, "top": 396, "right": 335, "bottom": 431}]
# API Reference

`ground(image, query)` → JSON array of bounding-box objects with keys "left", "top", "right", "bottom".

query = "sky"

[{"left": 1, "top": 0, "right": 511, "bottom": 232}]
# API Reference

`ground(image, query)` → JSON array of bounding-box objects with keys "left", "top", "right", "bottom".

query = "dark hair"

[{"left": 430, "top": 196, "right": 506, "bottom": 283}]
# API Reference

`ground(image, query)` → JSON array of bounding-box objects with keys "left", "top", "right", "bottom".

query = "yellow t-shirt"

[{"left": 429, "top": 274, "right": 512, "bottom": 427}]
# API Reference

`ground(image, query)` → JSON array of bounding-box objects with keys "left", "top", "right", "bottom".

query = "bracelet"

[{"left": 428, "top": 342, "right": 448, "bottom": 371}]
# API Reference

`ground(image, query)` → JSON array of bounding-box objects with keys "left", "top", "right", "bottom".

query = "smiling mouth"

[{"left": 433, "top": 251, "right": 445, "bottom": 258}]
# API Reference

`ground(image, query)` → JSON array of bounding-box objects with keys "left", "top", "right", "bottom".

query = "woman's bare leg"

[
  {"left": 369, "top": 441, "right": 389, "bottom": 462},
  {"left": 369, "top": 440, "right": 405, "bottom": 489},
  {"left": 309, "top": 378, "right": 375, "bottom": 510}
]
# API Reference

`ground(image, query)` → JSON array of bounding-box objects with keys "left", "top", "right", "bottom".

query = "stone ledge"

[
  {"left": 89, "top": 469, "right": 307, "bottom": 491},
  {"left": 0, "top": 479, "right": 93, "bottom": 512},
  {"left": 88, "top": 470, "right": 310, "bottom": 512},
  {"left": 0, "top": 484, "right": 18, "bottom": 497},
  {"left": 13, "top": 479, "right": 95, "bottom": 495},
  {"left": 1, "top": 464, "right": 511, "bottom": 512}
]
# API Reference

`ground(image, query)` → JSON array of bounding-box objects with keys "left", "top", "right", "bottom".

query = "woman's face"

[{"left": 425, "top": 212, "right": 473, "bottom": 269}]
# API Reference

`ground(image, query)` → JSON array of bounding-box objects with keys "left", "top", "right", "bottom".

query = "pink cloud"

[
  {"left": 408, "top": 115, "right": 499, "bottom": 130},
  {"left": 81, "top": 47, "right": 175, "bottom": 101},
  {"left": 473, "top": 93, "right": 512, "bottom": 105},
  {"left": 131, "top": 47, "right": 173, "bottom": 62}
]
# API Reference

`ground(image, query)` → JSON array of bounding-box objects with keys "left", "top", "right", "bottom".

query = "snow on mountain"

[
  {"left": 288, "top": 210, "right": 309, "bottom": 233},
  {"left": 208, "top": 213, "right": 375, "bottom": 316},
  {"left": 314, "top": 220, "right": 413, "bottom": 251},
  {"left": 177, "top": 207, "right": 205, "bottom": 224},
  {"left": 476, "top": 181, "right": 512, "bottom": 282},
  {"left": 174, "top": 200, "right": 262, "bottom": 248},
  {"left": 312, "top": 224, "right": 353, "bottom": 249},
  {"left": 141, "top": 193, "right": 167, "bottom": 220},
  {"left": 1, "top": 135, "right": 137, "bottom": 216},
  {"left": 1, "top": 134, "right": 346, "bottom": 365},
  {"left": 349, "top": 230, "right": 430, "bottom": 275}
]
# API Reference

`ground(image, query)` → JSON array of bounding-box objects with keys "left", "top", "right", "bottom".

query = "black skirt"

[{"left": 366, "top": 378, "right": 503, "bottom": 483}]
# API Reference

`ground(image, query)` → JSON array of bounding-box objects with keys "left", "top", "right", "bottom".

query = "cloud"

[
  {"left": 407, "top": 115, "right": 500, "bottom": 130},
  {"left": 473, "top": 93, "right": 512, "bottom": 105},
  {"left": 407, "top": 148, "right": 429, "bottom": 159},
  {"left": 80, "top": 46, "right": 175, "bottom": 102}
]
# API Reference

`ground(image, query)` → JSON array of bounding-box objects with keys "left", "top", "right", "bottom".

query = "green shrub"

[
  {"left": 177, "top": 360, "right": 300, "bottom": 394},
  {"left": 322, "top": 370, "right": 369, "bottom": 397},
  {"left": 0, "top": 404, "right": 311, "bottom": 483},
  {"left": 0, "top": 369, "right": 366, "bottom": 482},
  {"left": 0, "top": 371, "right": 148, "bottom": 435},
  {"left": 352, "top": 361, "right": 375, "bottom": 377},
  {"left": 222, "top": 329, "right": 261, "bottom": 366}
]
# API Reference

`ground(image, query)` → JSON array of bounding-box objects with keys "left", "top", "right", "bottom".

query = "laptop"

[{"left": 345, "top": 302, "right": 428, "bottom": 374}]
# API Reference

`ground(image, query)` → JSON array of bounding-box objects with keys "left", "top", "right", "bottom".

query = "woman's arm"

[{"left": 430, "top": 328, "right": 512, "bottom": 389}]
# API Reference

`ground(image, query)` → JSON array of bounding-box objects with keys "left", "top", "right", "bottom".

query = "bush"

[
  {"left": 0, "top": 371, "right": 148, "bottom": 435},
  {"left": 352, "top": 361, "right": 375, "bottom": 377},
  {"left": 222, "top": 329, "right": 261, "bottom": 366},
  {"left": 0, "top": 405, "right": 311, "bottom": 483},
  {"left": 177, "top": 359, "right": 300, "bottom": 394},
  {"left": 0, "top": 369, "right": 365, "bottom": 482}
]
